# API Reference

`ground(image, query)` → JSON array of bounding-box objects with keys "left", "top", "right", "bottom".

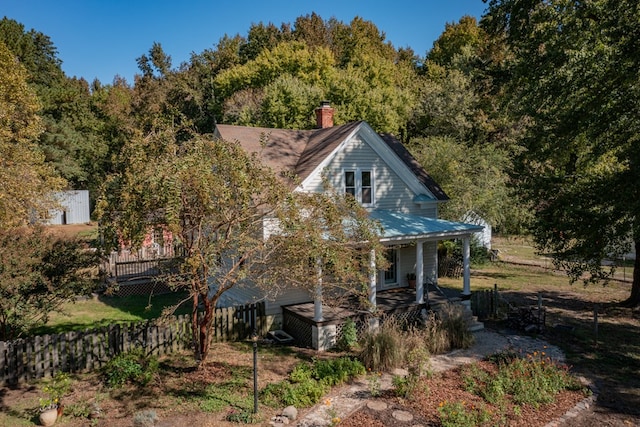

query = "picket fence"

[{"left": 0, "top": 302, "right": 266, "bottom": 385}]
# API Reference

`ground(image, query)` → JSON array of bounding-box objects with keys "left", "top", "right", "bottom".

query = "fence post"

[{"left": 594, "top": 304, "right": 599, "bottom": 348}]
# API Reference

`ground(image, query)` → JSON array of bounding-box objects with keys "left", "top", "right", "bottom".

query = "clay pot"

[{"left": 39, "top": 407, "right": 58, "bottom": 426}]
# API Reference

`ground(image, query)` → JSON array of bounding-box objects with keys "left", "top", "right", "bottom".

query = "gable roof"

[{"left": 214, "top": 122, "right": 448, "bottom": 201}]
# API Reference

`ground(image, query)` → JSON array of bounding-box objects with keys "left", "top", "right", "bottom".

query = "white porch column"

[
  {"left": 313, "top": 259, "right": 323, "bottom": 322},
  {"left": 369, "top": 249, "right": 377, "bottom": 312},
  {"left": 415, "top": 240, "right": 424, "bottom": 304},
  {"left": 462, "top": 237, "right": 471, "bottom": 300}
]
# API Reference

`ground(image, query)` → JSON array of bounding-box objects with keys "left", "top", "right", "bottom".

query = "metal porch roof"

[{"left": 369, "top": 210, "right": 484, "bottom": 242}]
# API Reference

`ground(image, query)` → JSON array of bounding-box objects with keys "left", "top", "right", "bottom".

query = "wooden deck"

[{"left": 283, "top": 285, "right": 461, "bottom": 326}]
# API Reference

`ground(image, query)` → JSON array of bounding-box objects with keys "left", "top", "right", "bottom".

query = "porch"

[{"left": 282, "top": 285, "right": 460, "bottom": 349}]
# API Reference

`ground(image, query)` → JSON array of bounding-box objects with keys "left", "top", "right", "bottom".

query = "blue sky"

[{"left": 2, "top": 0, "right": 488, "bottom": 84}]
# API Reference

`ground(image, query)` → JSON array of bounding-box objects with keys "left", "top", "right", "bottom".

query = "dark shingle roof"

[{"left": 215, "top": 122, "right": 448, "bottom": 200}]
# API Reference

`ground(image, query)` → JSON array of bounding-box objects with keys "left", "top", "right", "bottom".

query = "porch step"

[
  {"left": 468, "top": 317, "right": 485, "bottom": 332},
  {"left": 459, "top": 301, "right": 485, "bottom": 332}
]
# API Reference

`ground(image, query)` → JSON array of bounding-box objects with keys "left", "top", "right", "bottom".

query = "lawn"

[{"left": 30, "top": 292, "right": 192, "bottom": 335}]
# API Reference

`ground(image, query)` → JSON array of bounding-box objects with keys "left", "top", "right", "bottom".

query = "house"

[{"left": 214, "top": 102, "right": 483, "bottom": 350}]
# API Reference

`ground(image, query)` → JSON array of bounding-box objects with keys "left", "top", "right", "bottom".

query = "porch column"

[
  {"left": 462, "top": 236, "right": 471, "bottom": 300},
  {"left": 369, "top": 249, "right": 377, "bottom": 312},
  {"left": 415, "top": 240, "right": 424, "bottom": 304},
  {"left": 313, "top": 259, "right": 323, "bottom": 321}
]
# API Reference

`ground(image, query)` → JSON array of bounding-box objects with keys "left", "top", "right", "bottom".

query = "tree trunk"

[
  {"left": 198, "top": 297, "right": 213, "bottom": 364},
  {"left": 622, "top": 240, "right": 640, "bottom": 307}
]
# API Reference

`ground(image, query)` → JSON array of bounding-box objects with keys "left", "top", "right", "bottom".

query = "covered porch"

[{"left": 284, "top": 210, "right": 484, "bottom": 350}]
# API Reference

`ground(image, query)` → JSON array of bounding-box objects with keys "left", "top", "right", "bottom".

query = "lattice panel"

[
  {"left": 384, "top": 307, "right": 423, "bottom": 327},
  {"left": 114, "top": 281, "right": 173, "bottom": 296},
  {"left": 283, "top": 313, "right": 312, "bottom": 348}
]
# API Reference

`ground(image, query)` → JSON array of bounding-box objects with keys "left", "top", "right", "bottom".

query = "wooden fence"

[
  {"left": 0, "top": 302, "right": 266, "bottom": 385},
  {"left": 470, "top": 285, "right": 514, "bottom": 320}
]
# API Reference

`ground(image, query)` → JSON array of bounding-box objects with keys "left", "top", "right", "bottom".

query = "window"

[
  {"left": 361, "top": 171, "right": 372, "bottom": 204},
  {"left": 345, "top": 171, "right": 356, "bottom": 197},
  {"left": 344, "top": 170, "right": 373, "bottom": 205}
]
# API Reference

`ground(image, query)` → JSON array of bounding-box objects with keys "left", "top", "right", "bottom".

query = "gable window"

[{"left": 344, "top": 169, "right": 374, "bottom": 205}]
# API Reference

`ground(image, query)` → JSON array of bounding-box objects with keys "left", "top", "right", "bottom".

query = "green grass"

[{"left": 30, "top": 292, "right": 192, "bottom": 335}]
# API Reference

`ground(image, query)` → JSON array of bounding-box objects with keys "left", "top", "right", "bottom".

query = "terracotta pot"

[{"left": 39, "top": 407, "right": 58, "bottom": 426}]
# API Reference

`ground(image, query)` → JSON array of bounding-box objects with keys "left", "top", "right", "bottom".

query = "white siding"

[
  {"left": 302, "top": 133, "right": 437, "bottom": 217},
  {"left": 265, "top": 287, "right": 314, "bottom": 316},
  {"left": 48, "top": 190, "right": 91, "bottom": 225}
]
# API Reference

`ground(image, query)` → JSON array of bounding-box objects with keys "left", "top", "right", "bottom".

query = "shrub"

[
  {"left": 103, "top": 348, "right": 159, "bottom": 388},
  {"left": 392, "top": 374, "right": 419, "bottom": 398},
  {"left": 337, "top": 318, "right": 358, "bottom": 351},
  {"left": 261, "top": 357, "right": 364, "bottom": 408},
  {"left": 438, "top": 303, "right": 475, "bottom": 350}
]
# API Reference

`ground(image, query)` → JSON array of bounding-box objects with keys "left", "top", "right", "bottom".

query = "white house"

[{"left": 214, "top": 102, "right": 483, "bottom": 349}]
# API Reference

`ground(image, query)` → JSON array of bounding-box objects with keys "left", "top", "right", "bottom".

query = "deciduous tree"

[
  {"left": 485, "top": 0, "right": 640, "bottom": 306},
  {"left": 0, "top": 41, "right": 64, "bottom": 227},
  {"left": 0, "top": 226, "right": 102, "bottom": 340}
]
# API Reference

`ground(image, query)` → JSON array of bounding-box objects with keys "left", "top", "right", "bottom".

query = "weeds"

[
  {"left": 438, "top": 400, "right": 492, "bottom": 427},
  {"left": 103, "top": 347, "right": 159, "bottom": 388},
  {"left": 261, "top": 357, "right": 364, "bottom": 408},
  {"left": 462, "top": 349, "right": 586, "bottom": 408}
]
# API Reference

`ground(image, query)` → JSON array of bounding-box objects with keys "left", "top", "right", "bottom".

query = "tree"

[
  {"left": 0, "top": 226, "right": 102, "bottom": 340},
  {"left": 484, "top": 0, "right": 640, "bottom": 306},
  {"left": 409, "top": 136, "right": 516, "bottom": 229},
  {"left": 97, "top": 132, "right": 384, "bottom": 363},
  {"left": 0, "top": 40, "right": 64, "bottom": 227}
]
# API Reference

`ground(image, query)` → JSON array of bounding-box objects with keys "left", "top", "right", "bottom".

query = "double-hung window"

[{"left": 344, "top": 170, "right": 374, "bottom": 205}]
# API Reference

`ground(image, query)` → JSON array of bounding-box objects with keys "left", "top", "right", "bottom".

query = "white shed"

[
  {"left": 48, "top": 190, "right": 91, "bottom": 225},
  {"left": 462, "top": 211, "right": 491, "bottom": 250}
]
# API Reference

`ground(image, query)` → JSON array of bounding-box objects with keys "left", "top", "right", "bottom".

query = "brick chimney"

[{"left": 315, "top": 100, "right": 334, "bottom": 128}]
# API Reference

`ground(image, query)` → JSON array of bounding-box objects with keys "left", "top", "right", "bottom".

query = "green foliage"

[
  {"left": 0, "top": 40, "right": 65, "bottom": 228},
  {"left": 336, "top": 317, "right": 358, "bottom": 351},
  {"left": 0, "top": 226, "right": 102, "bottom": 340},
  {"left": 409, "top": 136, "right": 520, "bottom": 232},
  {"left": 484, "top": 0, "right": 640, "bottom": 304},
  {"left": 103, "top": 348, "right": 159, "bottom": 388},
  {"left": 39, "top": 372, "right": 71, "bottom": 409},
  {"left": 226, "top": 409, "right": 262, "bottom": 424},
  {"left": 392, "top": 374, "right": 420, "bottom": 399},
  {"left": 462, "top": 350, "right": 585, "bottom": 408},
  {"left": 438, "top": 400, "right": 492, "bottom": 427},
  {"left": 366, "top": 371, "right": 382, "bottom": 397},
  {"left": 261, "top": 357, "right": 364, "bottom": 408}
]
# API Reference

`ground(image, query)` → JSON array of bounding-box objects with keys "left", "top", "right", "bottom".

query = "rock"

[
  {"left": 270, "top": 415, "right": 290, "bottom": 425},
  {"left": 392, "top": 410, "right": 414, "bottom": 422},
  {"left": 281, "top": 405, "right": 298, "bottom": 421},
  {"left": 366, "top": 401, "right": 388, "bottom": 411}
]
